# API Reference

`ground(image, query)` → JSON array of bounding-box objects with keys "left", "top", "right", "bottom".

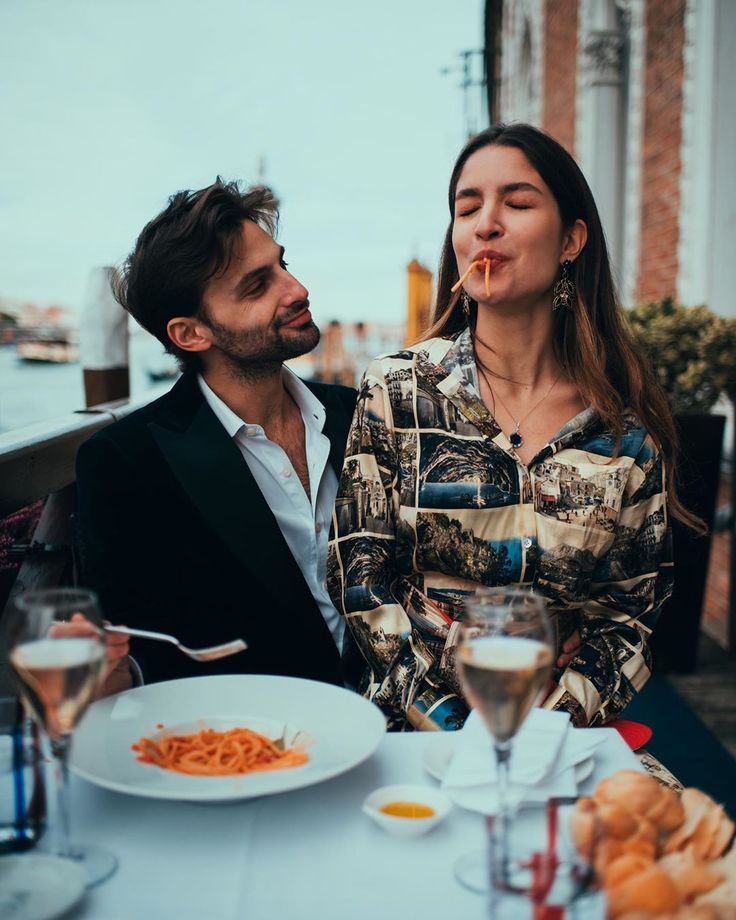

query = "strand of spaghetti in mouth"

[{"left": 450, "top": 258, "right": 492, "bottom": 297}]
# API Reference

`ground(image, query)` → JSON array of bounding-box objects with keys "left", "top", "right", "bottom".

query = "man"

[{"left": 76, "top": 179, "right": 357, "bottom": 691}]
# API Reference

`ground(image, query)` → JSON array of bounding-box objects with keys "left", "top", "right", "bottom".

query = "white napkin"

[
  {"left": 441, "top": 708, "right": 607, "bottom": 815},
  {"left": 444, "top": 708, "right": 570, "bottom": 785}
]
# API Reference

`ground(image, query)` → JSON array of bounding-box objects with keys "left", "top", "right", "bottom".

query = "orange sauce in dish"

[{"left": 379, "top": 801, "right": 435, "bottom": 819}]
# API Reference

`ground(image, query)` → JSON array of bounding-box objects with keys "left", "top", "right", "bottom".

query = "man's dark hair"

[{"left": 114, "top": 178, "right": 279, "bottom": 372}]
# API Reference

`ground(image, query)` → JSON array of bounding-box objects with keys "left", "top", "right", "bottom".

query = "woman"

[{"left": 328, "top": 124, "right": 697, "bottom": 732}]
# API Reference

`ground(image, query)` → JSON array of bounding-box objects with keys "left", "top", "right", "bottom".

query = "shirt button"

[
  {"left": 246, "top": 427, "right": 258, "bottom": 437},
  {"left": 523, "top": 538, "right": 533, "bottom": 550},
  {"left": 281, "top": 467, "right": 292, "bottom": 478},
  {"left": 315, "top": 522, "right": 322, "bottom": 533}
]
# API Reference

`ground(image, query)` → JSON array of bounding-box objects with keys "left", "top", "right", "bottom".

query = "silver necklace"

[{"left": 476, "top": 360, "right": 563, "bottom": 449}]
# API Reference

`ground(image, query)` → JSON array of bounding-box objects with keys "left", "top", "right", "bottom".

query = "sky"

[{"left": 0, "top": 0, "right": 486, "bottom": 327}]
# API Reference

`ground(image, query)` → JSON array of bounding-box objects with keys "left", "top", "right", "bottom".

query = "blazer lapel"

[{"left": 149, "top": 393, "right": 309, "bottom": 596}]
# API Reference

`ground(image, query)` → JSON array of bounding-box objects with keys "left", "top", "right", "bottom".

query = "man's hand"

[
  {"left": 61, "top": 613, "right": 133, "bottom": 697},
  {"left": 556, "top": 630, "right": 582, "bottom": 669}
]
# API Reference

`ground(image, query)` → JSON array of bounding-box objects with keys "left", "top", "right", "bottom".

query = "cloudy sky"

[{"left": 0, "top": 0, "right": 485, "bottom": 326}]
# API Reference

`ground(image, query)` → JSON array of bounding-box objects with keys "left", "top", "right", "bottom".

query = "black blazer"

[{"left": 75, "top": 372, "right": 357, "bottom": 686}]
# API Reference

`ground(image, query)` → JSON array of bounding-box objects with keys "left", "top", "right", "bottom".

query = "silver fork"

[{"left": 105, "top": 625, "right": 248, "bottom": 662}]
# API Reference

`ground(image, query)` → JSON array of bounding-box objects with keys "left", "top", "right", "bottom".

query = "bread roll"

[
  {"left": 604, "top": 853, "right": 654, "bottom": 889},
  {"left": 707, "top": 812, "right": 735, "bottom": 860},
  {"left": 571, "top": 769, "right": 735, "bottom": 918},
  {"left": 606, "top": 864, "right": 680, "bottom": 918},
  {"left": 570, "top": 796, "right": 597, "bottom": 859},
  {"left": 695, "top": 875, "right": 736, "bottom": 912},
  {"left": 595, "top": 770, "right": 684, "bottom": 835},
  {"left": 658, "top": 848, "right": 723, "bottom": 900},
  {"left": 665, "top": 789, "right": 713, "bottom": 853}
]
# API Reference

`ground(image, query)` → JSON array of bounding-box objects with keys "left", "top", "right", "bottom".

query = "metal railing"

[
  {"left": 0, "top": 391, "right": 164, "bottom": 516},
  {"left": 0, "top": 391, "right": 162, "bottom": 694}
]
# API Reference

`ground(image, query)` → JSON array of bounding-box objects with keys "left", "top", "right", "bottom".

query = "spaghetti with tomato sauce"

[{"left": 132, "top": 726, "right": 309, "bottom": 776}]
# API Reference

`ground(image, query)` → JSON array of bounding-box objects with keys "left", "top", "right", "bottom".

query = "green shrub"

[{"left": 626, "top": 297, "right": 736, "bottom": 414}]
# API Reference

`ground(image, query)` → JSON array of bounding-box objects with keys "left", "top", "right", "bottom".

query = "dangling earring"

[
  {"left": 460, "top": 290, "right": 471, "bottom": 317},
  {"left": 553, "top": 260, "right": 575, "bottom": 311}
]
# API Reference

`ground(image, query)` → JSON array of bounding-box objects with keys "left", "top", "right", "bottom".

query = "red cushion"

[{"left": 609, "top": 719, "right": 653, "bottom": 751}]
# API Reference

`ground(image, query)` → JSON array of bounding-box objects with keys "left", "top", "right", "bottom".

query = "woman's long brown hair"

[{"left": 421, "top": 123, "right": 703, "bottom": 534}]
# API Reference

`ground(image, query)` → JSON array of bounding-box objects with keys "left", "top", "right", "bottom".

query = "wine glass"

[
  {"left": 5, "top": 587, "right": 118, "bottom": 886},
  {"left": 454, "top": 587, "right": 554, "bottom": 894}
]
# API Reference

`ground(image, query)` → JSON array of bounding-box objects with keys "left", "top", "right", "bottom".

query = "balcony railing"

[{"left": 0, "top": 392, "right": 160, "bottom": 694}]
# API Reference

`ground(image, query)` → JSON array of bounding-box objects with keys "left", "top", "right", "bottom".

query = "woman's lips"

[{"left": 471, "top": 252, "right": 508, "bottom": 269}]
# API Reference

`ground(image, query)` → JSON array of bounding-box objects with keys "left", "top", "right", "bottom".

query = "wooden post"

[
  {"left": 83, "top": 367, "right": 130, "bottom": 408},
  {"left": 79, "top": 266, "right": 130, "bottom": 408}
]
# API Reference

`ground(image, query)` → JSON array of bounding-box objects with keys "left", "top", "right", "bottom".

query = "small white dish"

[
  {"left": 362, "top": 783, "right": 452, "bottom": 837},
  {"left": 0, "top": 854, "right": 86, "bottom": 920}
]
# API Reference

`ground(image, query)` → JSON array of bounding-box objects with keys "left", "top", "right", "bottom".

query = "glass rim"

[
  {"left": 464, "top": 587, "right": 549, "bottom": 606},
  {"left": 13, "top": 587, "right": 100, "bottom": 611}
]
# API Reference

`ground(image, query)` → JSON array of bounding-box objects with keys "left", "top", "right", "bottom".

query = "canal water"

[{"left": 0, "top": 333, "right": 175, "bottom": 434}]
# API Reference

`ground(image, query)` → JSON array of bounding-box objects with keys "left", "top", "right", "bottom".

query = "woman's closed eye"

[{"left": 506, "top": 200, "right": 533, "bottom": 210}]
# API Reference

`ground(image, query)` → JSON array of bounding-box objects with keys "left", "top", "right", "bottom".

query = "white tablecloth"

[{"left": 67, "top": 729, "right": 638, "bottom": 920}]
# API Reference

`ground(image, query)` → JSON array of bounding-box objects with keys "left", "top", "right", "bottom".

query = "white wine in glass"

[
  {"left": 11, "top": 636, "right": 105, "bottom": 741},
  {"left": 459, "top": 635, "right": 554, "bottom": 744},
  {"left": 455, "top": 588, "right": 554, "bottom": 894},
  {"left": 7, "top": 588, "right": 118, "bottom": 886}
]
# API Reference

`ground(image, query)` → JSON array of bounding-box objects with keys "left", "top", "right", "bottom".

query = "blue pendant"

[{"left": 510, "top": 431, "right": 523, "bottom": 449}]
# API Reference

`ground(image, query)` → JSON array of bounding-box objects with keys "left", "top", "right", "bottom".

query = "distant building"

[
  {"left": 406, "top": 259, "right": 433, "bottom": 344},
  {"left": 485, "top": 0, "right": 736, "bottom": 315}
]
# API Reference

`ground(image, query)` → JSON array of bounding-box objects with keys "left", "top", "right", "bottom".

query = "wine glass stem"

[
  {"left": 50, "top": 736, "right": 74, "bottom": 860},
  {"left": 494, "top": 741, "right": 512, "bottom": 885}
]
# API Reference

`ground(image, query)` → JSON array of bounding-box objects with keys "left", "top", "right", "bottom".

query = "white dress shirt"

[{"left": 198, "top": 369, "right": 345, "bottom": 651}]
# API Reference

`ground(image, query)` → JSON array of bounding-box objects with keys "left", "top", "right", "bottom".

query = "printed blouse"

[{"left": 327, "top": 329, "right": 673, "bottom": 731}]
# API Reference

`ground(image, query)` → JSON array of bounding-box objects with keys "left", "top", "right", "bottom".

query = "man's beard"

[{"left": 206, "top": 306, "right": 320, "bottom": 382}]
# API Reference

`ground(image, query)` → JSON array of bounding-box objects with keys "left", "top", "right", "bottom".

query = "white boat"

[{"left": 16, "top": 339, "right": 79, "bottom": 363}]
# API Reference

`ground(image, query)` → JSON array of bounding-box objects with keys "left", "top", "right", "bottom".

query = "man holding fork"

[{"left": 76, "top": 179, "right": 358, "bottom": 694}]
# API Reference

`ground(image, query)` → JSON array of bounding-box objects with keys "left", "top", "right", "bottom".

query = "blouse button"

[{"left": 523, "top": 538, "right": 533, "bottom": 550}]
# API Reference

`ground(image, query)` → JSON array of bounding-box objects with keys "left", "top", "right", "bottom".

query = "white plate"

[
  {"left": 422, "top": 734, "right": 595, "bottom": 785},
  {"left": 0, "top": 855, "right": 86, "bottom": 920},
  {"left": 422, "top": 734, "right": 458, "bottom": 782},
  {"left": 70, "top": 675, "right": 386, "bottom": 802}
]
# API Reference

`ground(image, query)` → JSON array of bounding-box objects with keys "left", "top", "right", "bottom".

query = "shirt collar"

[
  {"left": 197, "top": 374, "right": 246, "bottom": 438},
  {"left": 197, "top": 365, "right": 325, "bottom": 440},
  {"left": 281, "top": 364, "right": 326, "bottom": 431}
]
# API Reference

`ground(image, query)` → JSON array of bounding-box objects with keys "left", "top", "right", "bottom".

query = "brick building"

[{"left": 485, "top": 0, "right": 736, "bottom": 313}]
